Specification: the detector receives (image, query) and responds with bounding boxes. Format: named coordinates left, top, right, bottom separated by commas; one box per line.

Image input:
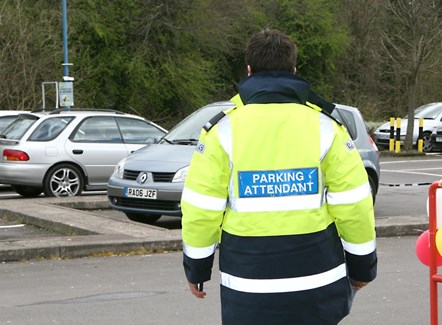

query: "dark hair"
left=245, top=28, right=297, bottom=73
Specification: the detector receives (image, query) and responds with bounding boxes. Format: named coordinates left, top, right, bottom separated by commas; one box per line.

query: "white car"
left=0, top=109, right=167, bottom=197
left=372, top=102, right=442, bottom=152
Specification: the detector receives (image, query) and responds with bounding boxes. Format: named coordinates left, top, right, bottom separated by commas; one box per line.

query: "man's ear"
left=247, top=65, right=252, bottom=76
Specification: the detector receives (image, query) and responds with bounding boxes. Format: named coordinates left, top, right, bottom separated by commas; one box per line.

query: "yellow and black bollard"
left=395, top=118, right=401, bottom=153
left=389, top=117, right=395, bottom=151
left=417, top=118, right=424, bottom=152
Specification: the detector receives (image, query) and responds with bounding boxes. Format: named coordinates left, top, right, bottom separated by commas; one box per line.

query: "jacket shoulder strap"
left=203, top=107, right=236, bottom=132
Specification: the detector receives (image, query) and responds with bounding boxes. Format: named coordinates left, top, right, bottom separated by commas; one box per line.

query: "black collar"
left=237, top=71, right=310, bottom=105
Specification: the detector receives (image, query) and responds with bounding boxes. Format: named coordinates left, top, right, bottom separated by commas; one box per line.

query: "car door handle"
left=72, top=149, right=83, bottom=155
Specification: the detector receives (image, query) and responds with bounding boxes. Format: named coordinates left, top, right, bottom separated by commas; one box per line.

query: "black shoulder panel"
left=203, top=111, right=226, bottom=132
left=305, top=101, right=342, bottom=126
left=308, top=91, right=336, bottom=114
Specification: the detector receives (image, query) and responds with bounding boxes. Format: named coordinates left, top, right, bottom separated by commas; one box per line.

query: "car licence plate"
left=125, top=187, right=157, bottom=199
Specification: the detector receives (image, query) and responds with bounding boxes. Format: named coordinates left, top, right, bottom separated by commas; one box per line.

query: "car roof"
left=0, top=110, right=28, bottom=115
left=415, top=102, right=442, bottom=110
left=334, top=103, right=358, bottom=111
left=40, top=108, right=141, bottom=116
left=414, top=102, right=442, bottom=118
left=19, top=108, right=154, bottom=122
left=201, top=101, right=234, bottom=108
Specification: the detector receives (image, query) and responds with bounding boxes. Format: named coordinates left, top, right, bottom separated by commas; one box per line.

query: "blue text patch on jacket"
left=238, top=168, right=318, bottom=198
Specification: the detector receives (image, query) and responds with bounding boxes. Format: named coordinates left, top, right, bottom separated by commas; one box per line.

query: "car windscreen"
left=414, top=103, right=442, bottom=119
left=0, top=114, right=39, bottom=140
left=161, top=104, right=232, bottom=145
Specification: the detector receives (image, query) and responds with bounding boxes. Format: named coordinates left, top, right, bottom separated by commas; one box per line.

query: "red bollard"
left=428, top=181, right=442, bottom=325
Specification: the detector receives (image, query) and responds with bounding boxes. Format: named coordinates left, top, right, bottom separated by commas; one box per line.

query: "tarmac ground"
left=0, top=236, right=438, bottom=325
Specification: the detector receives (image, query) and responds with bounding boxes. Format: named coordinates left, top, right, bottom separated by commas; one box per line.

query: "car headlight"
left=172, top=166, right=189, bottom=183
left=112, top=158, right=126, bottom=179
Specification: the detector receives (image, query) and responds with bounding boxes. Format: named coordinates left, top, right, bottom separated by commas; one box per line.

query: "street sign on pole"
left=59, top=82, right=74, bottom=107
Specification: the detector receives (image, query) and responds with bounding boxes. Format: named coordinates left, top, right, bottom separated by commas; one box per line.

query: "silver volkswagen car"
left=107, top=102, right=380, bottom=223
left=0, top=109, right=167, bottom=197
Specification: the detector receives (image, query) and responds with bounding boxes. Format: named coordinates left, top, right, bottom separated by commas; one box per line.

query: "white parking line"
left=381, top=159, right=442, bottom=164
left=0, top=224, right=25, bottom=229
left=397, top=167, right=442, bottom=171
left=381, top=169, right=442, bottom=177
left=0, top=194, right=19, bottom=199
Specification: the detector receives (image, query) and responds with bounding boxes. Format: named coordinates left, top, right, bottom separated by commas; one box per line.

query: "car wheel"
left=368, top=175, right=376, bottom=205
left=125, top=213, right=161, bottom=224
left=12, top=185, right=42, bottom=198
left=423, top=132, right=433, bottom=152
left=43, top=164, right=84, bottom=197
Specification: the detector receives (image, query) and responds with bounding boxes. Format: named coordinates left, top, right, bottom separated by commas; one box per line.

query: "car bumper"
left=0, top=162, right=47, bottom=186
left=430, top=135, right=442, bottom=151
left=107, top=178, right=184, bottom=217
left=374, top=135, right=417, bottom=147
left=372, top=133, right=391, bottom=146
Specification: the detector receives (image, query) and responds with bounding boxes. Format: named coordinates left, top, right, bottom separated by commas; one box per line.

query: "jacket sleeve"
left=321, top=123, right=377, bottom=282
left=181, top=125, right=231, bottom=284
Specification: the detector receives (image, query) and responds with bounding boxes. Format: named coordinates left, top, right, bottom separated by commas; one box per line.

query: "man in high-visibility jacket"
left=181, top=28, right=377, bottom=324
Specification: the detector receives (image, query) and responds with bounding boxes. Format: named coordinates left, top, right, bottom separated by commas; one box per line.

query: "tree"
left=0, top=0, right=61, bottom=110
left=333, top=0, right=386, bottom=120
left=379, top=0, right=442, bottom=150
left=262, top=0, right=349, bottom=97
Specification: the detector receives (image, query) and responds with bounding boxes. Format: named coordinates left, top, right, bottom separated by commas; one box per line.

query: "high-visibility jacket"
left=181, top=71, right=377, bottom=324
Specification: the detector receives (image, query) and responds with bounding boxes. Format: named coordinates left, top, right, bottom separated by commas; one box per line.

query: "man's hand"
left=350, top=278, right=369, bottom=291
left=188, top=282, right=206, bottom=298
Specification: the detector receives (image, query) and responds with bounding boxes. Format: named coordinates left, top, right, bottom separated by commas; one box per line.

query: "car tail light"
left=368, top=136, right=380, bottom=156
left=3, top=149, right=30, bottom=161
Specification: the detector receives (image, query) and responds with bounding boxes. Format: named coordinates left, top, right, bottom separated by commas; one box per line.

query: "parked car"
left=332, top=104, right=380, bottom=203
left=0, top=110, right=26, bottom=132
left=429, top=124, right=442, bottom=151
left=372, top=102, right=442, bottom=152
left=107, top=102, right=380, bottom=223
left=0, top=109, right=167, bottom=197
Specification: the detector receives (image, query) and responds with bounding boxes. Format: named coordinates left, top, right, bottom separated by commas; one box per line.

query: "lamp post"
left=61, top=0, right=71, bottom=79
left=60, top=0, right=74, bottom=109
